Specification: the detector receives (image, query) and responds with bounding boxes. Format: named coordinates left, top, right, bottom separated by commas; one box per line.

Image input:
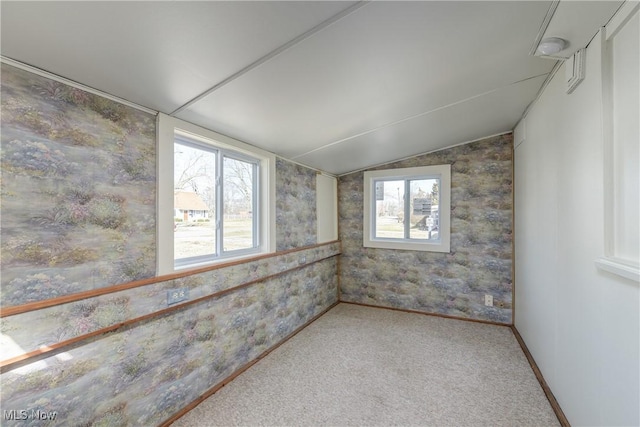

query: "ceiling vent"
left=565, top=48, right=586, bottom=94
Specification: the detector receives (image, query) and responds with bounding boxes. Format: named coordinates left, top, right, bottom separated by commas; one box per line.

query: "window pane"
left=374, top=179, right=405, bottom=239
left=174, top=142, right=216, bottom=260
left=223, top=156, right=255, bottom=251
left=409, top=178, right=439, bottom=240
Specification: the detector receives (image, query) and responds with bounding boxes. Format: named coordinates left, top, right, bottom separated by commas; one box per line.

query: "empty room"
left=1, top=1, right=638, bottom=426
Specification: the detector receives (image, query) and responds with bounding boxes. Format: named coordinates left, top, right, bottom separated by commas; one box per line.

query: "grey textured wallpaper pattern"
left=275, top=158, right=317, bottom=251
left=338, top=134, right=513, bottom=323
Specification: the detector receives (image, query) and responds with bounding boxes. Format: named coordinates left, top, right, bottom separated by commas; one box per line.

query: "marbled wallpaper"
left=0, top=64, right=339, bottom=426
left=276, top=158, right=317, bottom=251
left=338, top=134, right=513, bottom=323
left=1, top=64, right=156, bottom=307
left=1, top=253, right=339, bottom=426
left=1, top=243, right=341, bottom=360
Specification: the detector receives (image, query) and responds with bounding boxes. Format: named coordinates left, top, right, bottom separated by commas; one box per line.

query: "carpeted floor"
left=172, top=303, right=559, bottom=426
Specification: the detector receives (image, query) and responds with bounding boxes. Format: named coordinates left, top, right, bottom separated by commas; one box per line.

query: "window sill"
left=595, top=257, right=640, bottom=283
left=174, top=250, right=270, bottom=273
left=364, top=238, right=450, bottom=253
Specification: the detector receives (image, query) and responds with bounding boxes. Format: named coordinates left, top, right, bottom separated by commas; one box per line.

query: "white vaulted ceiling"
left=0, top=1, right=622, bottom=175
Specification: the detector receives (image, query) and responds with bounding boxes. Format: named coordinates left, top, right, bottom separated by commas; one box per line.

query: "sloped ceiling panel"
left=293, top=74, right=547, bottom=175
left=0, top=1, right=354, bottom=112
left=533, top=0, right=624, bottom=58
left=175, top=1, right=554, bottom=172
left=2, top=1, right=578, bottom=175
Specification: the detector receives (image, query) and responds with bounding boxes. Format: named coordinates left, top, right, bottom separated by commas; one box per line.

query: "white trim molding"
left=595, top=258, right=640, bottom=283
left=596, top=3, right=640, bottom=285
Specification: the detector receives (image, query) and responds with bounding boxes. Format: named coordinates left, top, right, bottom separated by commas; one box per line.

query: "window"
left=363, top=165, right=450, bottom=252
left=173, top=134, right=259, bottom=267
left=158, top=114, right=275, bottom=273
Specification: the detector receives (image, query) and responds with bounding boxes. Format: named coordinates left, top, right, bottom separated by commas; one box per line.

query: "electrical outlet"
left=484, top=294, right=493, bottom=307
left=167, top=288, right=189, bottom=305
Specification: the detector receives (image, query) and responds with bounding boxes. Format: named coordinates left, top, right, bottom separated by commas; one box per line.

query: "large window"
left=363, top=165, right=450, bottom=252
left=174, top=134, right=259, bottom=267
left=158, top=114, right=275, bottom=273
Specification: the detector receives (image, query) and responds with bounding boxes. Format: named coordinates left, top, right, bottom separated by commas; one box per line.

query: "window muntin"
left=173, top=133, right=260, bottom=268
left=364, top=165, right=450, bottom=253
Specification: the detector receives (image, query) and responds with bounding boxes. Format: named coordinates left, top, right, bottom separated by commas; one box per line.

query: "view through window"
left=373, top=178, right=440, bottom=241
left=364, top=164, right=450, bottom=252
left=174, top=135, right=258, bottom=266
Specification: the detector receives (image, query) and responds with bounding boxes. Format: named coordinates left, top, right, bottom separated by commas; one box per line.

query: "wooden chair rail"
left=0, top=240, right=340, bottom=318
left=1, top=252, right=340, bottom=373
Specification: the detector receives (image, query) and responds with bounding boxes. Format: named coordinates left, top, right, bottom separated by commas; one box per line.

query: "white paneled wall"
left=316, top=173, right=338, bottom=243
left=514, top=8, right=639, bottom=425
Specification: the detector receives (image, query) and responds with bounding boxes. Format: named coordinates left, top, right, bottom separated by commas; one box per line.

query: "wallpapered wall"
left=0, top=64, right=157, bottom=307
left=0, top=63, right=337, bottom=425
left=1, top=250, right=339, bottom=426
left=338, top=134, right=513, bottom=323
left=276, top=158, right=317, bottom=251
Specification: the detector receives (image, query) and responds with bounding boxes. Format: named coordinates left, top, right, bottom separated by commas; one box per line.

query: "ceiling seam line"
left=529, top=0, right=561, bottom=56
left=169, top=1, right=370, bottom=116
left=516, top=61, right=563, bottom=129
left=337, top=131, right=513, bottom=178
left=291, top=72, right=550, bottom=160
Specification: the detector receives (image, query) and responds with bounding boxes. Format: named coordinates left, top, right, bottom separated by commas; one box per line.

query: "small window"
left=363, top=165, right=450, bottom=252
left=158, top=114, right=275, bottom=274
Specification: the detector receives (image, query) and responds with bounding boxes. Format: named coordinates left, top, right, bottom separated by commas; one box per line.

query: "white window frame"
left=157, top=113, right=275, bottom=274
left=363, top=165, right=451, bottom=253
left=173, top=134, right=261, bottom=268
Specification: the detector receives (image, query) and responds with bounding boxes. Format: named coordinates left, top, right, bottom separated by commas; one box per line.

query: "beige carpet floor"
left=172, top=303, right=559, bottom=426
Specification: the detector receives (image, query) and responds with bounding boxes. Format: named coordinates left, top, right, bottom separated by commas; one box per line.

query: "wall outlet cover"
left=167, top=288, right=189, bottom=305
left=484, top=294, right=493, bottom=306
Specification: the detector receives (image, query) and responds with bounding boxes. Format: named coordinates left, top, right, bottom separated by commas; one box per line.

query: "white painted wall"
left=316, top=173, right=338, bottom=243
left=514, top=12, right=639, bottom=427
left=610, top=7, right=640, bottom=266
